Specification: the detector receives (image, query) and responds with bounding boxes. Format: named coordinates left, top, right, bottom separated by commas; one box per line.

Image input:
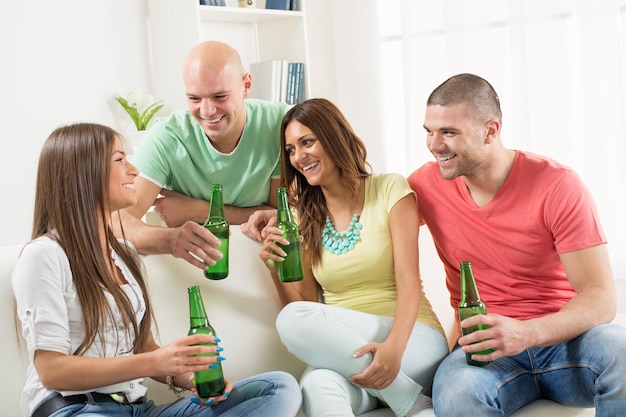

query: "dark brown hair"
left=428, top=73, right=502, bottom=123
left=280, top=98, right=371, bottom=266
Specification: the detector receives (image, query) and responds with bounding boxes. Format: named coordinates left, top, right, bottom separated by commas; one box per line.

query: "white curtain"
left=372, top=0, right=626, bottom=277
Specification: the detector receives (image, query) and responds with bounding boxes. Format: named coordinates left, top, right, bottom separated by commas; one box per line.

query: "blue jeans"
left=47, top=371, right=301, bottom=417
left=432, top=324, right=626, bottom=417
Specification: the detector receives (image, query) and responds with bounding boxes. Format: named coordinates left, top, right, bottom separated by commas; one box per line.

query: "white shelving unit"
left=147, top=0, right=310, bottom=111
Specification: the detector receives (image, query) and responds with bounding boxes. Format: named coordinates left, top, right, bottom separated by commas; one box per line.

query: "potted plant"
left=115, top=92, right=164, bottom=131
left=115, top=92, right=164, bottom=155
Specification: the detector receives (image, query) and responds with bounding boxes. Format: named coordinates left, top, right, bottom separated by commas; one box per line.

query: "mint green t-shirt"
left=132, top=99, right=289, bottom=207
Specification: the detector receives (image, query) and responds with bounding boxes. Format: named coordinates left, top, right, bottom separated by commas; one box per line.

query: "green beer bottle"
left=187, top=286, right=225, bottom=398
left=275, top=187, right=304, bottom=282
left=203, top=184, right=229, bottom=280
left=458, top=261, right=493, bottom=366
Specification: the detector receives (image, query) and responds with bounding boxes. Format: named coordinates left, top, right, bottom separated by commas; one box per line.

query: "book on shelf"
left=265, top=0, right=293, bottom=10
left=293, top=62, right=304, bottom=104
left=279, top=60, right=289, bottom=102
left=249, top=60, right=304, bottom=104
left=199, top=0, right=225, bottom=5
left=285, top=62, right=304, bottom=105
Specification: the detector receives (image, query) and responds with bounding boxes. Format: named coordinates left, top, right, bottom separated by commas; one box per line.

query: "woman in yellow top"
left=255, top=98, right=449, bottom=417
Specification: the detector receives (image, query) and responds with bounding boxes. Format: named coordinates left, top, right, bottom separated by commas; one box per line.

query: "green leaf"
left=138, top=102, right=164, bottom=130
left=116, top=96, right=163, bottom=131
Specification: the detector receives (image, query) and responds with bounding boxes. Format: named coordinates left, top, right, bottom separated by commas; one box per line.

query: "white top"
left=12, top=236, right=148, bottom=416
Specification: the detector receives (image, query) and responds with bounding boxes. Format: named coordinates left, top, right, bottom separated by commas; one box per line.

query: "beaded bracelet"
left=166, top=375, right=187, bottom=397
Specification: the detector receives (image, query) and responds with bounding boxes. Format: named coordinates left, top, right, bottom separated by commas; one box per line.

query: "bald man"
left=114, top=41, right=289, bottom=269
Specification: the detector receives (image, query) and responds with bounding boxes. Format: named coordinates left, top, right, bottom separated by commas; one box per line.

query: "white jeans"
left=276, top=302, right=449, bottom=417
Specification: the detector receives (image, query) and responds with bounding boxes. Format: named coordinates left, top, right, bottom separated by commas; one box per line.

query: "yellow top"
left=313, top=174, right=444, bottom=335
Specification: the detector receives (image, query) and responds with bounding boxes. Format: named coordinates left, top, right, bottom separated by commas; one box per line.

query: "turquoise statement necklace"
left=322, top=213, right=363, bottom=255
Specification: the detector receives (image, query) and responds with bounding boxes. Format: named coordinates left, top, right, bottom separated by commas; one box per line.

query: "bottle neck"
left=460, top=262, right=481, bottom=304
left=188, top=287, right=210, bottom=328
left=210, top=185, right=225, bottom=217
left=277, top=188, right=293, bottom=223
left=190, top=316, right=210, bottom=328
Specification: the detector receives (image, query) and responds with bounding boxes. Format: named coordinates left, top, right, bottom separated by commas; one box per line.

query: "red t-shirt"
left=408, top=151, right=606, bottom=331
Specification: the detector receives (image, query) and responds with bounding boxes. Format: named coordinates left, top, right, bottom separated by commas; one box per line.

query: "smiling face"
left=183, top=42, right=251, bottom=151
left=108, top=136, right=139, bottom=214
left=424, top=103, right=491, bottom=181
left=185, top=64, right=250, bottom=147
left=284, top=119, right=339, bottom=187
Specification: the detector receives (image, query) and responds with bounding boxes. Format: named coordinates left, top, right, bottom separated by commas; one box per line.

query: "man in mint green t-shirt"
left=114, top=40, right=289, bottom=270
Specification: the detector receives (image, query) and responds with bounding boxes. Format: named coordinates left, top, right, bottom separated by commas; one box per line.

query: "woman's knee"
left=276, top=301, right=314, bottom=334
left=300, top=368, right=363, bottom=416
left=301, top=369, right=356, bottom=405
left=301, top=368, right=350, bottom=391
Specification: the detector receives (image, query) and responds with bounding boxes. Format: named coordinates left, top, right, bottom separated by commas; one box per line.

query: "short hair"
left=428, top=73, right=502, bottom=123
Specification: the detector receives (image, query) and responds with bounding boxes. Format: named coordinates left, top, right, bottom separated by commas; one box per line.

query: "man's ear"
left=243, top=72, right=253, bottom=97
left=484, top=119, right=500, bottom=144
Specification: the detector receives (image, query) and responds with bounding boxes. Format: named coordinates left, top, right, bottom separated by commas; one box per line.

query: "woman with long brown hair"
left=12, top=123, right=300, bottom=417
left=254, top=99, right=449, bottom=417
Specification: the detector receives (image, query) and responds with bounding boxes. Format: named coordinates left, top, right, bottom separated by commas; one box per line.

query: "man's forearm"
left=526, top=286, right=616, bottom=348
left=112, top=210, right=174, bottom=255
left=225, top=204, right=276, bottom=225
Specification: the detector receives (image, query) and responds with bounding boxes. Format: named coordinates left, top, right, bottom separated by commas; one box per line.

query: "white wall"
left=1, top=0, right=338, bottom=247
left=1, top=2, right=624, bottom=314
left=0, top=0, right=151, bottom=246
left=328, top=1, right=386, bottom=173
left=323, top=0, right=626, bottom=312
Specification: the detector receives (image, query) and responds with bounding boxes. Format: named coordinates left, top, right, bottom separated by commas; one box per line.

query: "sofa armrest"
left=1, top=245, right=28, bottom=416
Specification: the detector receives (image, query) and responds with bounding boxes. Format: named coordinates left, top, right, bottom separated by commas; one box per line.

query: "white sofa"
left=3, top=226, right=624, bottom=416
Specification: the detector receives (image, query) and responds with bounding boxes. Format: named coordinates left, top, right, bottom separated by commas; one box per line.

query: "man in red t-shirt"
left=408, top=73, right=625, bottom=417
